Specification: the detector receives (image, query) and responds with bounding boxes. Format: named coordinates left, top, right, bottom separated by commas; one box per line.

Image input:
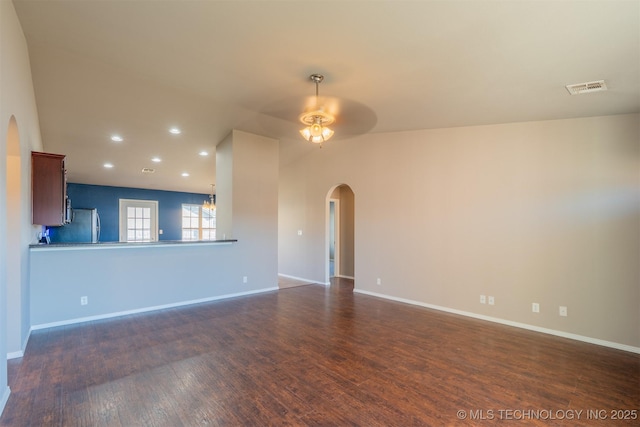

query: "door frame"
left=329, top=198, right=340, bottom=279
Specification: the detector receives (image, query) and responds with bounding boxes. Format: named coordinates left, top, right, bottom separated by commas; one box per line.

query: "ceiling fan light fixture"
left=299, top=74, right=335, bottom=146
left=300, top=125, right=334, bottom=144
left=299, top=112, right=335, bottom=144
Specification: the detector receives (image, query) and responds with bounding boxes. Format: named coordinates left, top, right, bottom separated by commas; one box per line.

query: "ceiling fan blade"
left=327, top=98, right=377, bottom=138
left=259, top=95, right=377, bottom=140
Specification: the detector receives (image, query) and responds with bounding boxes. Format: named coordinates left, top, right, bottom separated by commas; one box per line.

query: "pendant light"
left=203, top=184, right=215, bottom=210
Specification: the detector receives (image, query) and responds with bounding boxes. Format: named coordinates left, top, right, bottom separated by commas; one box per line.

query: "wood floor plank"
left=2, top=278, right=639, bottom=426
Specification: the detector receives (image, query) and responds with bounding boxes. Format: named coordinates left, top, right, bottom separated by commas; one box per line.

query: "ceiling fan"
left=299, top=74, right=335, bottom=146
left=256, top=73, right=377, bottom=146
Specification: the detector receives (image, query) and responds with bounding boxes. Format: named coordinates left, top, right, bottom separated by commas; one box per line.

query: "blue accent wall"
left=66, top=183, right=209, bottom=242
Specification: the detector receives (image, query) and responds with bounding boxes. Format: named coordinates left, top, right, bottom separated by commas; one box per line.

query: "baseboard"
left=335, top=274, right=355, bottom=280
left=6, top=351, right=23, bottom=360
left=6, top=328, right=32, bottom=360
left=0, top=386, right=10, bottom=418
left=278, top=273, right=319, bottom=284
left=31, top=286, right=279, bottom=331
left=354, top=288, right=640, bottom=355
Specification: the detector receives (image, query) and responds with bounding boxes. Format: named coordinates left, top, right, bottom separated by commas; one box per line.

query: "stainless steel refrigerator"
left=49, top=208, right=100, bottom=243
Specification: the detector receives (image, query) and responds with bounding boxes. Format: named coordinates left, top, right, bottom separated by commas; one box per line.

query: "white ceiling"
left=13, top=0, right=640, bottom=194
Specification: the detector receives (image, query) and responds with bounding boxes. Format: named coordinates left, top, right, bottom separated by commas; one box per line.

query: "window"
left=182, top=204, right=216, bottom=241
left=119, top=199, right=158, bottom=242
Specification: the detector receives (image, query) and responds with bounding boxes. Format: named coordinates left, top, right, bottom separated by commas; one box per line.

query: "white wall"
left=217, top=130, right=279, bottom=287
left=279, top=114, right=640, bottom=350
left=215, top=132, right=233, bottom=240
left=5, top=148, right=21, bottom=356
left=29, top=243, right=270, bottom=326
left=0, top=0, right=45, bottom=413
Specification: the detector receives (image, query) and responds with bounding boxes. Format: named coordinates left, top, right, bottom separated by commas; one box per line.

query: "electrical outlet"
left=532, top=302, right=540, bottom=313
left=559, top=306, right=568, bottom=317
left=243, top=276, right=248, bottom=284
left=297, top=230, right=303, bottom=236
left=376, top=278, right=381, bottom=285
left=488, top=296, right=495, bottom=305
left=480, top=295, right=486, bottom=304
left=80, top=296, right=88, bottom=306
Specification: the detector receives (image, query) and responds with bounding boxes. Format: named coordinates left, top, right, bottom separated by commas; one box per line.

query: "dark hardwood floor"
left=2, top=278, right=638, bottom=426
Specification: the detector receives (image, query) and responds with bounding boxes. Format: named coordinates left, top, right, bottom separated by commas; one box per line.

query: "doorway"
left=327, top=185, right=354, bottom=283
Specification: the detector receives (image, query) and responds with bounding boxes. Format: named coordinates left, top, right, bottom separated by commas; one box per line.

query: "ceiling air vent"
left=141, top=168, right=155, bottom=174
left=565, top=80, right=607, bottom=95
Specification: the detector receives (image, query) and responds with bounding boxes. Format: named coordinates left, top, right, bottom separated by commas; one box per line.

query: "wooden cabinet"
left=32, top=151, right=67, bottom=226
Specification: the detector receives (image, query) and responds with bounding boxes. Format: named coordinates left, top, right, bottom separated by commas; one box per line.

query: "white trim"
left=278, top=273, right=319, bottom=284
left=0, top=387, right=10, bottom=417
left=31, top=286, right=278, bottom=331
left=7, top=327, right=31, bottom=359
left=354, top=288, right=640, bottom=355
left=6, top=351, right=23, bottom=360
left=329, top=198, right=340, bottom=278
left=336, top=274, right=355, bottom=280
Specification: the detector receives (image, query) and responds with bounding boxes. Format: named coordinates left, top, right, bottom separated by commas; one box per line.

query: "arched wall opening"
left=326, top=184, right=355, bottom=284
left=5, top=116, right=23, bottom=356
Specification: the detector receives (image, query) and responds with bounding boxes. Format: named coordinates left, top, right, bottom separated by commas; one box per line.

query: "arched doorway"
left=5, top=116, right=23, bottom=356
left=326, top=184, right=355, bottom=284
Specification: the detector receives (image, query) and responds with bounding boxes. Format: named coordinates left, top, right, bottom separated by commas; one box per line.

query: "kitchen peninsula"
left=28, top=238, right=280, bottom=330
left=28, top=130, right=279, bottom=342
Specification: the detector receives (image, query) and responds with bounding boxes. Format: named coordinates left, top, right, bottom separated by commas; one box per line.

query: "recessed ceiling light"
left=169, top=127, right=181, bottom=135
left=181, top=172, right=190, bottom=177
left=111, top=135, right=123, bottom=142
left=104, top=163, right=114, bottom=169
left=199, top=151, right=209, bottom=156
left=151, top=157, right=162, bottom=163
